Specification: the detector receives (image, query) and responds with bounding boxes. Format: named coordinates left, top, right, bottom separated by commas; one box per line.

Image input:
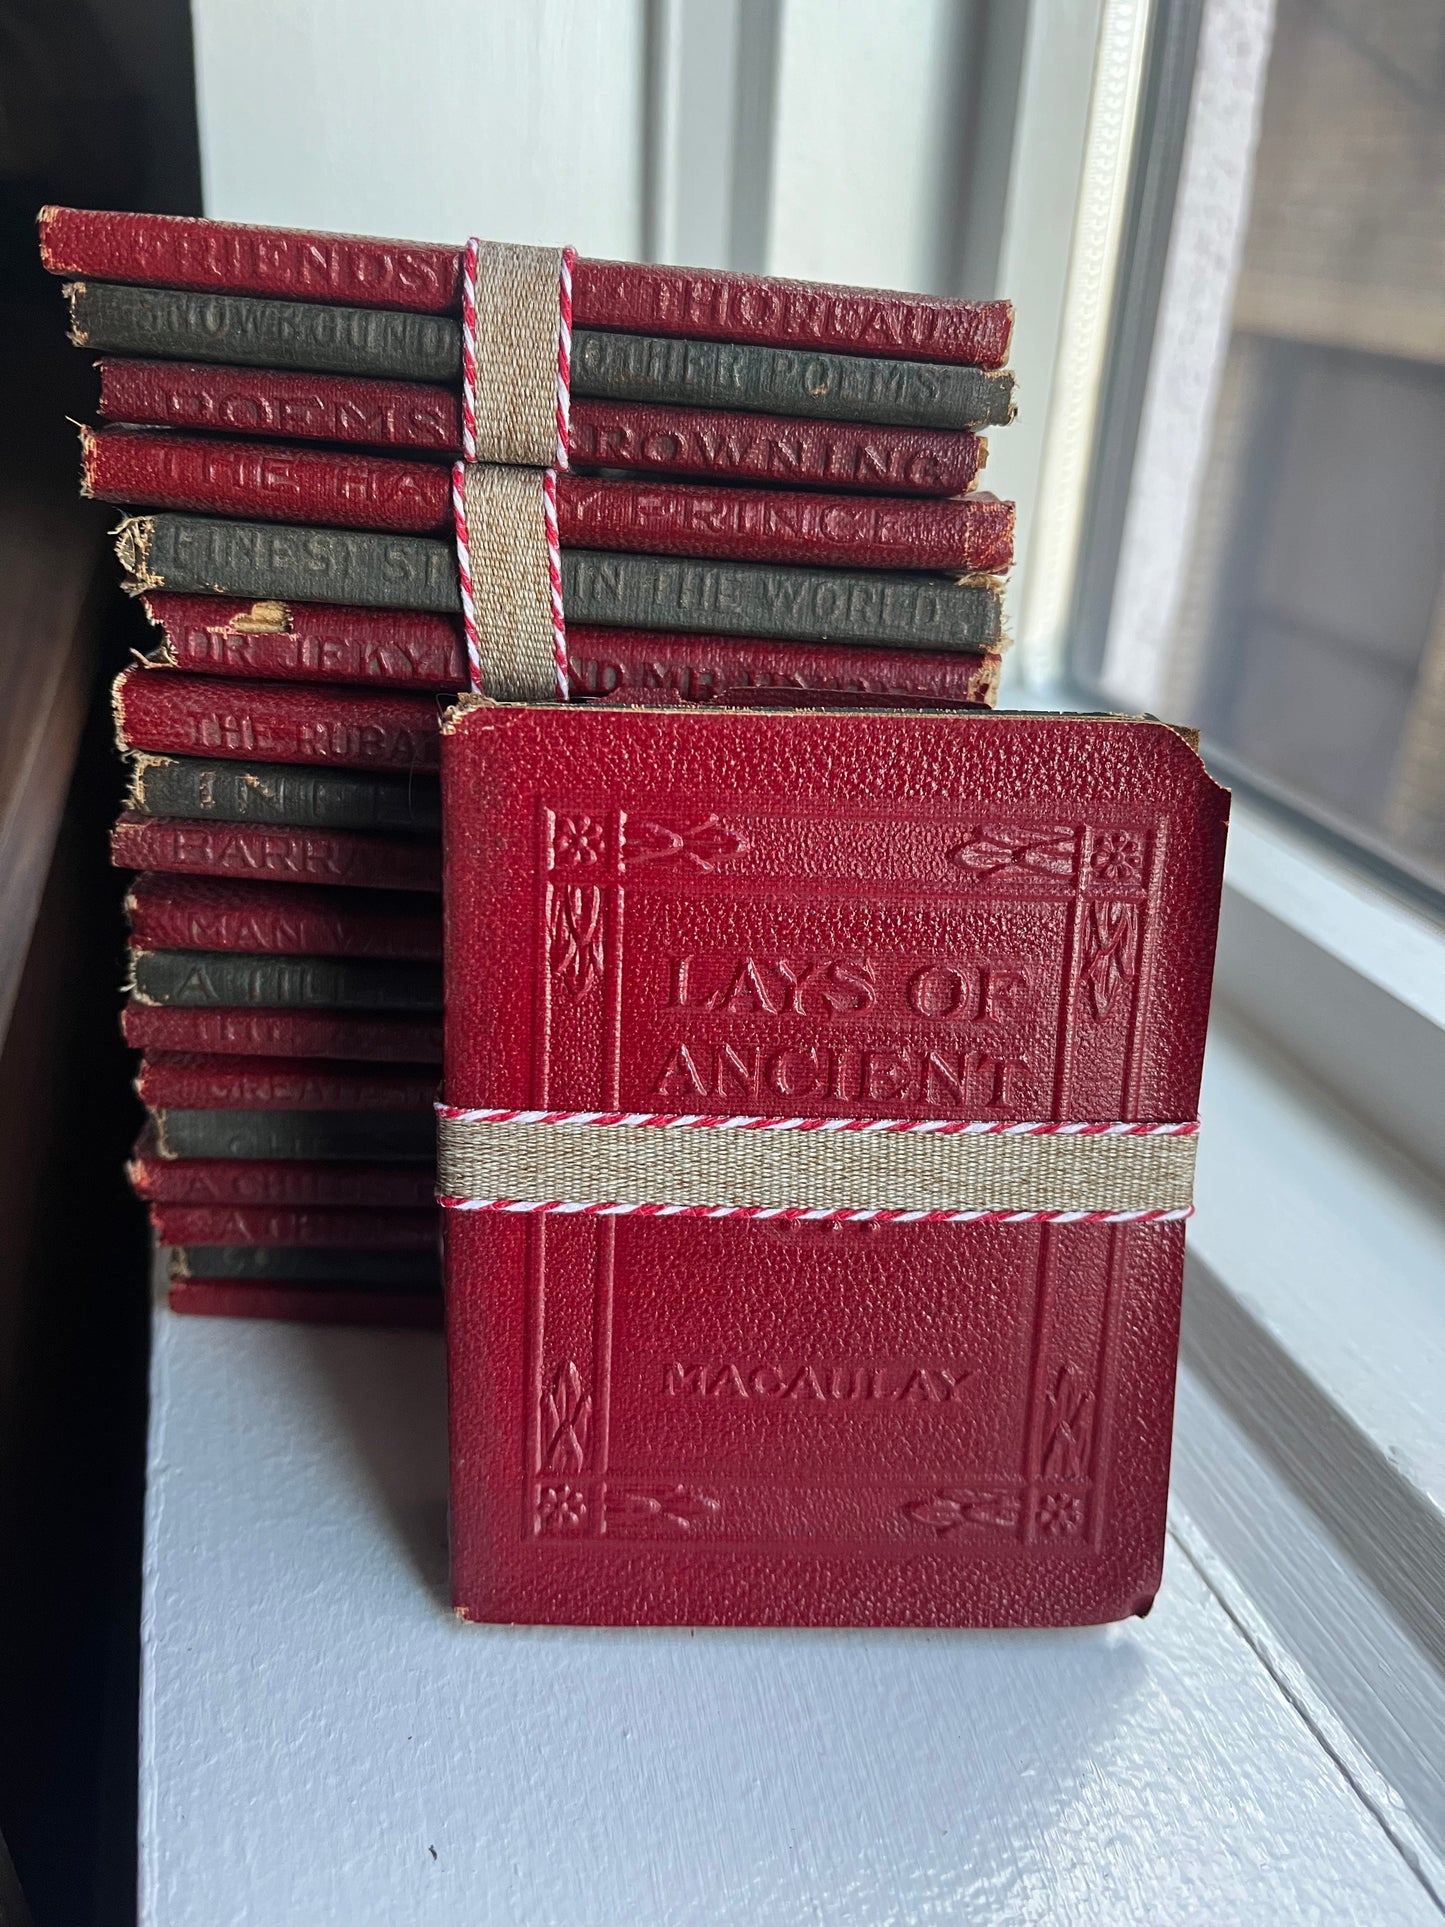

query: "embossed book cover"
left=441, top=704, right=1228, bottom=1627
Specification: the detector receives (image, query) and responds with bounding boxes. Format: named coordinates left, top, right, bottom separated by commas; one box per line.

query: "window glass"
left=1167, top=0, right=1445, bottom=891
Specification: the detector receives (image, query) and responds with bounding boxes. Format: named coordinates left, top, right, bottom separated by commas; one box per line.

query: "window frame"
left=1005, top=0, right=1445, bottom=1876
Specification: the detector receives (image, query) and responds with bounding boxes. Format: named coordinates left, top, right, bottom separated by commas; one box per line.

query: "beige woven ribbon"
left=471, top=241, right=566, bottom=466
left=460, top=462, right=556, bottom=700
left=436, top=1114, right=1198, bottom=1218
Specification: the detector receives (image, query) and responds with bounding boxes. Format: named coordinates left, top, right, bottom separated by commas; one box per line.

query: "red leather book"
left=113, top=666, right=441, bottom=773
left=439, top=703, right=1227, bottom=1628
left=125, top=875, right=441, bottom=960
left=101, top=358, right=461, bottom=451
left=97, top=361, right=986, bottom=495
left=128, top=1144, right=437, bottom=1207
left=84, top=428, right=1013, bottom=572
left=168, top=1278, right=442, bottom=1328
left=562, top=479, right=1010, bottom=574
left=568, top=401, right=985, bottom=497
left=111, top=813, right=441, bottom=892
left=142, top=592, right=466, bottom=690
left=121, top=1002, right=442, bottom=1063
left=148, top=1202, right=436, bottom=1248
left=135, top=1052, right=436, bottom=1112
left=86, top=426, right=448, bottom=536
left=41, top=207, right=1013, bottom=365
left=138, top=594, right=998, bottom=707
left=566, top=628, right=1000, bottom=706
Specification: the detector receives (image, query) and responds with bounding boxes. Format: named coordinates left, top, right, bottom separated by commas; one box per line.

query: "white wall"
left=985, top=0, right=1107, bottom=650
left=766, top=0, right=965, bottom=291
left=190, top=0, right=647, bottom=258
left=189, top=0, right=1012, bottom=290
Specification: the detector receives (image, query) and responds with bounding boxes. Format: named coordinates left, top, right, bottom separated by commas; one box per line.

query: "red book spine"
left=142, top=593, right=465, bottom=689
left=87, top=429, right=1012, bottom=571
left=559, top=477, right=1012, bottom=574
left=148, top=1202, right=436, bottom=1248
left=570, top=400, right=983, bottom=496
left=41, top=208, right=1013, bottom=365
left=113, top=667, right=441, bottom=772
left=135, top=1052, right=436, bottom=1111
left=565, top=626, right=1000, bottom=706
left=40, top=207, right=460, bottom=312
left=122, top=1002, right=442, bottom=1062
left=168, top=1279, right=442, bottom=1328
left=125, top=875, right=441, bottom=959
left=100, top=359, right=462, bottom=449
left=128, top=1151, right=437, bottom=1207
left=138, top=596, right=1000, bottom=705
left=111, top=814, right=441, bottom=892
left=577, top=262, right=1013, bottom=369
left=84, top=426, right=449, bottom=535
left=99, top=363, right=984, bottom=496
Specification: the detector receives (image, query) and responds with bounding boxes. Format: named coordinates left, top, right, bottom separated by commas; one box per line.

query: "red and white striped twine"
left=541, top=467, right=569, bottom=698
left=555, top=245, right=575, bottom=469
left=450, top=459, right=481, bottom=690
left=434, top=1107, right=1197, bottom=1225
left=547, top=245, right=574, bottom=696
left=458, top=235, right=480, bottom=464
left=435, top=1105, right=1198, bottom=1139
left=437, top=1197, right=1191, bottom=1226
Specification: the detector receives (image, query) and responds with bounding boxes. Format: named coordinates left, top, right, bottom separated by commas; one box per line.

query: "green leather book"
left=571, top=330, right=1014, bottom=430
left=171, top=1246, right=438, bottom=1287
left=129, top=948, right=442, bottom=1011
left=68, top=280, right=461, bottom=382
left=117, top=515, right=459, bottom=614
left=152, top=1109, right=436, bottom=1161
left=118, top=516, right=1004, bottom=652
left=129, top=755, right=440, bottom=834
left=69, top=282, right=1015, bottom=430
left=563, top=552, right=1003, bottom=653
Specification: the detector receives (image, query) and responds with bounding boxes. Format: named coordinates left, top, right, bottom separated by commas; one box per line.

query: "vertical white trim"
left=641, top=0, right=685, bottom=263
left=1012, top=0, right=1153, bottom=686
left=986, top=0, right=1106, bottom=658
left=1100, top=0, right=1276, bottom=708
left=641, top=0, right=745, bottom=268
left=640, top=0, right=780, bottom=272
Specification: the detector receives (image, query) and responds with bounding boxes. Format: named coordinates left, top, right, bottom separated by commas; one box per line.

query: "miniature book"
left=438, top=702, right=1227, bottom=1627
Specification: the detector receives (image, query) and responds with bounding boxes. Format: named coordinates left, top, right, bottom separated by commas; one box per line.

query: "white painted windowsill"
left=141, top=1297, right=1439, bottom=1926
left=1223, top=802, right=1445, bottom=1031
left=1192, top=1016, right=1445, bottom=1521
left=141, top=1004, right=1445, bottom=1923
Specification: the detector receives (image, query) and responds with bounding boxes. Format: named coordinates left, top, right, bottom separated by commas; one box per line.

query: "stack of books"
left=38, top=206, right=1019, bottom=1330
left=38, top=210, right=1234, bottom=1630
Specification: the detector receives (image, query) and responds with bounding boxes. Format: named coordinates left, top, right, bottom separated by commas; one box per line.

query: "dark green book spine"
left=130, top=756, right=441, bottom=834
left=118, top=515, right=1003, bottom=649
left=572, top=330, right=1015, bottom=431
left=153, top=1110, right=436, bottom=1161
left=561, top=551, right=1002, bottom=653
left=68, top=281, right=461, bottom=383
left=67, top=283, right=1013, bottom=431
left=118, top=515, right=460, bottom=614
left=172, top=1247, right=438, bottom=1287
left=130, top=949, right=442, bottom=1011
